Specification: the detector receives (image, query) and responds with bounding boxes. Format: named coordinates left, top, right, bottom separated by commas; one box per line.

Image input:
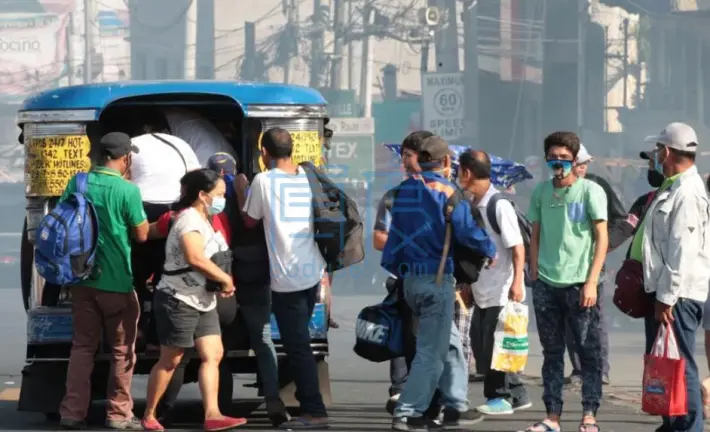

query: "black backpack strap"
left=486, top=193, right=504, bottom=235
left=152, top=133, right=188, bottom=171
left=300, top=161, right=325, bottom=200
left=162, top=266, right=192, bottom=276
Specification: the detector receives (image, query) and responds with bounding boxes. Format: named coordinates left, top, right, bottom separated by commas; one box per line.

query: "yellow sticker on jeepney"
left=257, top=130, right=323, bottom=172
left=26, top=135, right=91, bottom=196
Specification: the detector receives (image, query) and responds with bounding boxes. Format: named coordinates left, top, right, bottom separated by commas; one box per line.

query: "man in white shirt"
left=236, top=127, right=329, bottom=429
left=164, top=108, right=238, bottom=166
left=130, top=132, right=201, bottom=205
left=458, top=149, right=531, bottom=416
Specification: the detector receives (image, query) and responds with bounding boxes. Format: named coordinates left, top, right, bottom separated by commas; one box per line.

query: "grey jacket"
left=642, top=165, right=710, bottom=305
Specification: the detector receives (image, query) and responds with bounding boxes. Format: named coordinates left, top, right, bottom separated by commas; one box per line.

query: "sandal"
left=579, top=423, right=600, bottom=432
left=520, top=422, right=561, bottom=432
left=279, top=417, right=330, bottom=430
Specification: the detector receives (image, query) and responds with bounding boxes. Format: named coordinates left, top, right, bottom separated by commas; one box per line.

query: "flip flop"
left=278, top=417, right=330, bottom=430
left=579, top=423, right=600, bottom=432
left=520, top=422, right=561, bottom=432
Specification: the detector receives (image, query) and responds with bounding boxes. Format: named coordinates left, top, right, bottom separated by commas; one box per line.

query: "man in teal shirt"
left=523, top=132, right=608, bottom=432
left=58, top=132, right=149, bottom=430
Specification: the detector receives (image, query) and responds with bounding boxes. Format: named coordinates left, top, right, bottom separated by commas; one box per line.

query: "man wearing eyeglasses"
left=637, top=122, right=710, bottom=432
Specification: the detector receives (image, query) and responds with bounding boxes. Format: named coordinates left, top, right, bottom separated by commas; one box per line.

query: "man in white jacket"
left=636, top=122, right=710, bottom=432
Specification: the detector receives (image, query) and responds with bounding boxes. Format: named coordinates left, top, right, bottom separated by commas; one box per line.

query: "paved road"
left=0, top=290, right=696, bottom=431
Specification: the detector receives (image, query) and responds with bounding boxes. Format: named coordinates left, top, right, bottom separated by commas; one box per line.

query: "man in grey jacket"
left=637, top=122, right=710, bottom=432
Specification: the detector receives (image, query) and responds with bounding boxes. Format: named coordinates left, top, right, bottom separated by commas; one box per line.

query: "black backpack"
left=301, top=161, right=365, bottom=272
left=485, top=193, right=533, bottom=283
left=445, top=188, right=491, bottom=284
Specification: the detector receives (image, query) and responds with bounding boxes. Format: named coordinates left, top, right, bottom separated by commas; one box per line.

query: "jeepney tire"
left=20, top=218, right=32, bottom=312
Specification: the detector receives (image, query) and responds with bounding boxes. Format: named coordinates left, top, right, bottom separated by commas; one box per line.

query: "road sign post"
left=421, top=72, right=465, bottom=141
left=326, top=117, right=375, bottom=184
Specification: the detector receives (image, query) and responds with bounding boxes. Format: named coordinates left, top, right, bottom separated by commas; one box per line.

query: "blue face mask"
left=653, top=148, right=665, bottom=174
left=546, top=159, right=573, bottom=178
left=207, top=196, right=226, bottom=215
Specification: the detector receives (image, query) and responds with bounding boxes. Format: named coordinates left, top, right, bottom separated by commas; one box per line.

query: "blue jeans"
left=532, top=280, right=602, bottom=416
left=271, top=285, right=327, bottom=417
left=565, top=283, right=610, bottom=377
left=394, top=274, right=468, bottom=418
left=644, top=298, right=704, bottom=432
left=241, top=295, right=280, bottom=401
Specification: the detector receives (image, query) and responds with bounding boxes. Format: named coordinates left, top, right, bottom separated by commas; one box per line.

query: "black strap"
left=151, top=133, right=188, bottom=171
left=486, top=193, right=504, bottom=235
left=162, top=266, right=192, bottom=276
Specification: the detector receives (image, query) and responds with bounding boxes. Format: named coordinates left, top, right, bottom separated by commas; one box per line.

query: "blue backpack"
left=35, top=172, right=99, bottom=286
left=353, top=294, right=404, bottom=362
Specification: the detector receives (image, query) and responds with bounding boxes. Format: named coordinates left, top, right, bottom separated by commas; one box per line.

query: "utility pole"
left=347, top=0, right=356, bottom=90
left=195, top=0, right=216, bottom=79
left=576, top=0, right=586, bottom=138
left=83, top=0, right=95, bottom=84
left=309, top=0, right=326, bottom=88
left=243, top=22, right=256, bottom=80
left=67, top=12, right=75, bottom=86
left=432, top=0, right=460, bottom=73
left=462, top=0, right=479, bottom=145
left=622, top=17, right=629, bottom=108
left=284, top=0, right=298, bottom=84
left=359, top=5, right=375, bottom=117
left=330, top=0, right=345, bottom=89
left=421, top=38, right=430, bottom=73
left=185, top=0, right=198, bottom=79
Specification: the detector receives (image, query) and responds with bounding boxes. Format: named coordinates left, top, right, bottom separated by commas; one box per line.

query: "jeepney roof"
left=19, top=80, right=327, bottom=116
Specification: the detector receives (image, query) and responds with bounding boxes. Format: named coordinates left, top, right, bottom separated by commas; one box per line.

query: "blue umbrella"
left=383, top=144, right=534, bottom=189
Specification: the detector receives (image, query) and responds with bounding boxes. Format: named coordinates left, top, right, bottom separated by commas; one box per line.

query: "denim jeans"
left=473, top=306, right=530, bottom=404
left=644, top=298, right=704, bottom=432
left=271, top=285, right=327, bottom=417
left=565, top=284, right=610, bottom=377
left=532, top=279, right=602, bottom=416
left=240, top=288, right=280, bottom=401
left=394, top=274, right=468, bottom=418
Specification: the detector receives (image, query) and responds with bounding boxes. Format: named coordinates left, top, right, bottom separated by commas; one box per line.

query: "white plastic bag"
left=491, top=302, right=529, bottom=373
left=650, top=323, right=681, bottom=359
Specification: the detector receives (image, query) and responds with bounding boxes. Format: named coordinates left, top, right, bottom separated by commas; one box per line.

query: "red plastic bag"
left=642, top=323, right=687, bottom=416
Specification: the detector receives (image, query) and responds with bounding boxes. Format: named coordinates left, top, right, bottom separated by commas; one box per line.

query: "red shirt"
left=156, top=210, right=231, bottom=246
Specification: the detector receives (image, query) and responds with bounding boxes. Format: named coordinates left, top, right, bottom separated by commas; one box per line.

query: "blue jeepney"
left=17, top=81, right=332, bottom=417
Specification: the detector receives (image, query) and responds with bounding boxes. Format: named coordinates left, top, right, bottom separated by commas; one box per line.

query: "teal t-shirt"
left=527, top=178, right=608, bottom=287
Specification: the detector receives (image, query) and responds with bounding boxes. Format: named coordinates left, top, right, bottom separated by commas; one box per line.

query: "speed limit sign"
left=421, top=72, right=465, bottom=140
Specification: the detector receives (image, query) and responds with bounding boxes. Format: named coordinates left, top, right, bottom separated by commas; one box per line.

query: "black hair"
left=136, top=109, right=170, bottom=136
left=459, top=149, right=491, bottom=179
left=668, top=147, right=696, bottom=162
left=261, top=127, right=293, bottom=159
left=175, top=168, right=222, bottom=211
left=544, top=131, right=580, bottom=159
left=401, top=130, right=434, bottom=153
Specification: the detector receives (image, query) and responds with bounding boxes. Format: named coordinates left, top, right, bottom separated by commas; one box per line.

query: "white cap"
left=642, top=122, right=698, bottom=159
left=576, top=144, right=594, bottom=164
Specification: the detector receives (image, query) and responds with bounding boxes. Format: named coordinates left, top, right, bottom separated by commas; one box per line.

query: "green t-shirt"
left=527, top=178, right=608, bottom=287
left=628, top=172, right=681, bottom=262
left=60, top=167, right=147, bottom=293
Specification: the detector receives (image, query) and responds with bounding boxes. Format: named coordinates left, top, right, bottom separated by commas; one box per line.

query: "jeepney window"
left=249, top=118, right=325, bottom=175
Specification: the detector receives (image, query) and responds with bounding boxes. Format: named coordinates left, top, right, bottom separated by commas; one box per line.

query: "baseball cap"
left=418, top=135, right=449, bottom=165
left=100, top=132, right=139, bottom=158
left=640, top=122, right=698, bottom=160
left=206, top=152, right=237, bottom=175
left=576, top=144, right=593, bottom=164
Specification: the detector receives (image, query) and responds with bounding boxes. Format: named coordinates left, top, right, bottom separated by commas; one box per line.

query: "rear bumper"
left=25, top=303, right=329, bottom=361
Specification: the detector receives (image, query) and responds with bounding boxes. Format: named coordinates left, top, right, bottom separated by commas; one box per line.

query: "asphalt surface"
left=0, top=288, right=699, bottom=431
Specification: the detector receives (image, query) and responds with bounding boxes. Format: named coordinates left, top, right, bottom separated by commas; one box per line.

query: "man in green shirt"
left=59, top=132, right=149, bottom=431
left=523, top=132, right=609, bottom=432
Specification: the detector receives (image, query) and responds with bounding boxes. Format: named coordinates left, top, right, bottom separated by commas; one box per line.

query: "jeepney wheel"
left=20, top=218, right=32, bottom=312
